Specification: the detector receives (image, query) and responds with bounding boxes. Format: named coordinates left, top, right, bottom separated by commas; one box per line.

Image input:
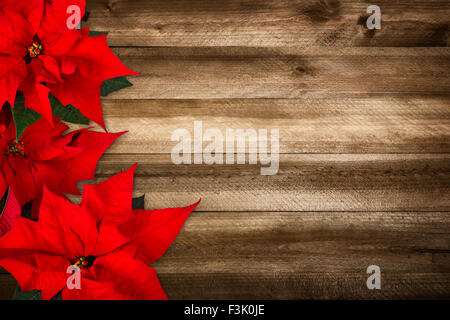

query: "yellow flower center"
left=28, top=43, right=43, bottom=58
left=5, top=140, right=25, bottom=156
left=74, top=256, right=89, bottom=269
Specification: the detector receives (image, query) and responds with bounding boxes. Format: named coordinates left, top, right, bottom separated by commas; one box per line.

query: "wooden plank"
left=77, top=153, right=450, bottom=212
left=92, top=97, right=450, bottom=154
left=86, top=0, right=450, bottom=47
left=154, top=211, right=450, bottom=299
left=1, top=212, right=449, bottom=299
left=104, top=47, right=450, bottom=99
left=158, top=272, right=450, bottom=299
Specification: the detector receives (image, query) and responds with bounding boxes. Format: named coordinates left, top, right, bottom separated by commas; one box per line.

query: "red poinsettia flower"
left=0, top=0, right=138, bottom=129
left=0, top=165, right=200, bottom=300
left=0, top=106, right=123, bottom=219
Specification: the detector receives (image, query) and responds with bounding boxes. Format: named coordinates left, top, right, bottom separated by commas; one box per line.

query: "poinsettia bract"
left=0, top=106, right=124, bottom=219
left=0, top=0, right=138, bottom=129
left=0, top=165, right=200, bottom=300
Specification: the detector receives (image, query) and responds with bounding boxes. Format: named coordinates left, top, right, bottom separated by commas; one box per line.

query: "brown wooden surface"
left=1, top=0, right=449, bottom=299
left=99, top=98, right=450, bottom=154
left=87, top=0, right=450, bottom=47
left=87, top=154, right=450, bottom=212
left=106, top=47, right=450, bottom=99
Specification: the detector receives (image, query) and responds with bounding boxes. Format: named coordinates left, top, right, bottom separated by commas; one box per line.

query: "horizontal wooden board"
left=92, top=97, right=450, bottom=154
left=106, top=47, right=450, bottom=99
left=69, top=153, right=450, bottom=212
left=86, top=0, right=450, bottom=47
left=1, top=212, right=449, bottom=299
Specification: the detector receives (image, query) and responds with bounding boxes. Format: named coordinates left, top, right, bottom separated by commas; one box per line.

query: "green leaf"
left=10, top=93, right=41, bottom=140
left=89, top=30, right=109, bottom=37
left=49, top=94, right=90, bottom=125
left=52, top=292, right=63, bottom=300
left=101, top=77, right=133, bottom=96
left=13, top=286, right=41, bottom=300
left=13, top=285, right=62, bottom=300
left=132, top=195, right=145, bottom=210
left=10, top=93, right=90, bottom=138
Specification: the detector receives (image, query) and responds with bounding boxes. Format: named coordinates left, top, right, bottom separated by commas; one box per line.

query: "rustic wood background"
left=1, top=0, right=450, bottom=299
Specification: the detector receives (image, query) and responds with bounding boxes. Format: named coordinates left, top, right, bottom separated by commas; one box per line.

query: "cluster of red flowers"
left=0, top=0, right=138, bottom=129
left=0, top=0, right=199, bottom=300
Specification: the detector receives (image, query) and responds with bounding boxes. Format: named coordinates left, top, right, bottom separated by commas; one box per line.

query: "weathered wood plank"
left=155, top=211, right=450, bottom=299
left=105, top=47, right=450, bottom=99
left=158, top=272, right=450, bottom=299
left=86, top=0, right=450, bottom=47
left=77, top=154, right=450, bottom=212
left=2, top=212, right=449, bottom=299
left=1, top=270, right=448, bottom=299
left=92, top=97, right=450, bottom=154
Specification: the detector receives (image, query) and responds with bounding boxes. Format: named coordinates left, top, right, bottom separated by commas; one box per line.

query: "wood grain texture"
left=2, top=212, right=449, bottom=299
left=154, top=211, right=450, bottom=299
left=71, top=154, right=450, bottom=212
left=105, top=47, right=450, bottom=99
left=86, top=0, right=450, bottom=47
left=96, top=97, right=450, bottom=154
left=2, top=0, right=450, bottom=301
